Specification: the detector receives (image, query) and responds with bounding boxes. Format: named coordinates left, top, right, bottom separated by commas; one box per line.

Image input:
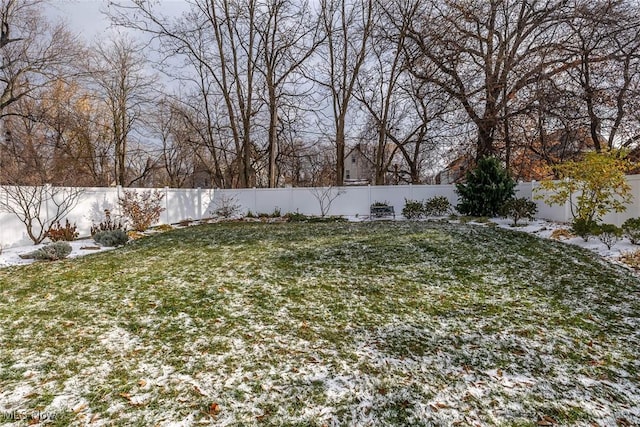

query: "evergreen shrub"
left=456, top=156, right=515, bottom=217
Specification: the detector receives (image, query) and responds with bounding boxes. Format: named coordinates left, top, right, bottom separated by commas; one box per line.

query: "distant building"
left=344, top=144, right=375, bottom=185
left=435, top=127, right=604, bottom=183
left=435, top=155, right=473, bottom=185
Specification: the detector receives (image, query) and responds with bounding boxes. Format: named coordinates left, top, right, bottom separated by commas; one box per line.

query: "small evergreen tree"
left=456, top=156, right=516, bottom=217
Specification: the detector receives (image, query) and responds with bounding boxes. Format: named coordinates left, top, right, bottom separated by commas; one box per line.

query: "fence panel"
left=4, top=176, right=640, bottom=248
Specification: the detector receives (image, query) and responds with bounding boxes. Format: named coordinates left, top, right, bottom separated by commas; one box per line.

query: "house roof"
left=344, top=143, right=375, bottom=165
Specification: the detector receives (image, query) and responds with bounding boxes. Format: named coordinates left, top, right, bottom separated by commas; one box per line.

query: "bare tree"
left=255, top=0, right=323, bottom=187
left=353, top=0, right=449, bottom=184
left=561, top=0, right=640, bottom=151
left=0, top=184, right=83, bottom=244
left=402, top=0, right=574, bottom=161
left=0, top=95, right=51, bottom=184
left=148, top=97, right=199, bottom=188
left=0, top=78, right=116, bottom=186
left=87, top=33, right=154, bottom=186
left=310, top=185, right=344, bottom=217
left=0, top=0, right=79, bottom=116
left=109, top=0, right=265, bottom=188
left=315, top=0, right=376, bottom=186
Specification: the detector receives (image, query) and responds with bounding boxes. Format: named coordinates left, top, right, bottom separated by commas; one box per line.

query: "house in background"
left=344, top=144, right=375, bottom=185
left=435, top=155, right=473, bottom=184
left=510, top=127, right=602, bottom=181
left=435, top=127, right=605, bottom=183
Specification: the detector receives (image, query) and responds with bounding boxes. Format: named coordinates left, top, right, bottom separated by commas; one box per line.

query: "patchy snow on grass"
left=0, top=239, right=115, bottom=268
left=0, top=221, right=639, bottom=426
left=490, top=217, right=640, bottom=274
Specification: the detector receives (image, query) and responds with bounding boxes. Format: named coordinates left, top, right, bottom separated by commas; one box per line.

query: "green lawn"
left=0, top=221, right=639, bottom=426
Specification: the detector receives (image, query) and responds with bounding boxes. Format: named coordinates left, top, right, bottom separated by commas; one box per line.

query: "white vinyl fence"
left=2, top=176, right=640, bottom=248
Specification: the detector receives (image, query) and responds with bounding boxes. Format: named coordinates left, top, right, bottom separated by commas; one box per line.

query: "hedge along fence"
left=2, top=177, right=640, bottom=248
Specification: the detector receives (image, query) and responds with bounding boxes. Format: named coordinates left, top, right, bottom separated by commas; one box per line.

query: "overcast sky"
left=44, top=1, right=190, bottom=41
left=44, top=1, right=111, bottom=40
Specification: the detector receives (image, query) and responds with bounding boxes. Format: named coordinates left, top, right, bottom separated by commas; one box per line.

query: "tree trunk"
left=335, top=115, right=345, bottom=186
left=267, top=79, right=278, bottom=188
left=476, top=120, right=496, bottom=160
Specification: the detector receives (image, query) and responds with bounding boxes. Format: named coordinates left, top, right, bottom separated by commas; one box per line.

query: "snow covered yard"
left=0, top=221, right=638, bottom=426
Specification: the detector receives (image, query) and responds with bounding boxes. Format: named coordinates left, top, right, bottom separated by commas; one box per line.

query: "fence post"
left=0, top=186, right=4, bottom=244
left=164, top=187, right=170, bottom=224
left=530, top=180, right=536, bottom=200
left=290, top=186, right=294, bottom=214
left=253, top=187, right=257, bottom=213
left=115, top=185, right=122, bottom=218
left=197, top=187, right=202, bottom=221
left=44, top=183, right=52, bottom=231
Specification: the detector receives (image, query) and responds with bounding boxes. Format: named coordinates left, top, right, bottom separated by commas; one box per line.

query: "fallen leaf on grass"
left=73, top=403, right=87, bottom=413
left=537, top=415, right=557, bottom=425
left=118, top=392, right=145, bottom=406
left=208, top=403, right=221, bottom=416
left=429, top=403, right=448, bottom=412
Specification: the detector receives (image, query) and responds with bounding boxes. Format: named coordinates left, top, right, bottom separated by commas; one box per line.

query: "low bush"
left=534, top=150, right=631, bottom=225
left=424, top=196, right=452, bottom=217
left=459, top=216, right=490, bottom=224
left=402, top=199, right=424, bottom=220
left=22, top=242, right=72, bottom=261
left=46, top=219, right=79, bottom=242
left=154, top=224, right=174, bottom=232
left=253, top=208, right=282, bottom=219
left=622, top=217, right=640, bottom=245
left=127, top=231, right=145, bottom=240
left=284, top=212, right=346, bottom=223
left=620, top=250, right=640, bottom=270
left=284, top=212, right=307, bottom=222
left=501, top=197, right=538, bottom=226
left=212, top=194, right=242, bottom=219
left=91, top=209, right=124, bottom=236
left=119, top=189, right=165, bottom=232
left=93, top=230, right=129, bottom=247
left=594, top=223, right=622, bottom=250
left=550, top=229, right=574, bottom=240
left=571, top=218, right=599, bottom=241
